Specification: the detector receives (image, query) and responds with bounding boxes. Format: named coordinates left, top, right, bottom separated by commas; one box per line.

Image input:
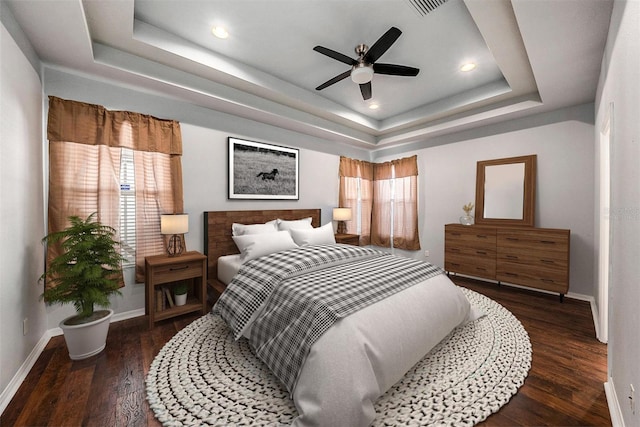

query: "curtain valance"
left=47, top=96, right=182, bottom=155
left=338, top=156, right=374, bottom=180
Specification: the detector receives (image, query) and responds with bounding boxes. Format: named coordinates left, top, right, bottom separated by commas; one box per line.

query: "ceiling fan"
left=313, top=27, right=420, bottom=101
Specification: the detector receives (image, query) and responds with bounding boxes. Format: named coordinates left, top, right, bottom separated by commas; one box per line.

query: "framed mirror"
left=475, top=155, right=536, bottom=227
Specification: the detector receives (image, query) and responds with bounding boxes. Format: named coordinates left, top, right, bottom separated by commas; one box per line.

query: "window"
left=339, top=157, right=373, bottom=245
left=339, top=156, right=419, bottom=250
left=46, top=96, right=184, bottom=286
left=119, top=148, right=136, bottom=265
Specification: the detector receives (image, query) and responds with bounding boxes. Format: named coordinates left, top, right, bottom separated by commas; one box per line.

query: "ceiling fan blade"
left=313, top=46, right=357, bottom=66
left=363, top=27, right=402, bottom=64
left=359, top=82, right=372, bottom=100
left=373, top=63, right=420, bottom=76
left=316, top=70, right=351, bottom=90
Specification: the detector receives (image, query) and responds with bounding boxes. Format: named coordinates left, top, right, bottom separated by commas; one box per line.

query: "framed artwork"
left=228, top=137, right=299, bottom=200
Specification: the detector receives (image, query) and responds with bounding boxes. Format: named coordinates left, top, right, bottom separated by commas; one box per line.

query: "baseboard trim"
left=0, top=308, right=146, bottom=415
left=0, top=329, right=53, bottom=415
left=590, top=300, right=608, bottom=343
left=605, top=378, right=626, bottom=427
left=48, top=308, right=146, bottom=337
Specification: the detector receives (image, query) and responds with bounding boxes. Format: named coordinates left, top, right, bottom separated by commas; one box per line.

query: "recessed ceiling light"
left=369, top=103, right=379, bottom=110
left=460, top=63, right=476, bottom=72
left=212, top=26, right=229, bottom=39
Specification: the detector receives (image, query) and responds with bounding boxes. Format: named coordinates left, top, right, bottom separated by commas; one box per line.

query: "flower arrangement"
left=462, top=202, right=474, bottom=215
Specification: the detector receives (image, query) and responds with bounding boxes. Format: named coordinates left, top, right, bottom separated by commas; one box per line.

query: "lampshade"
left=351, top=65, right=374, bottom=84
left=161, top=214, right=189, bottom=235
left=333, top=208, right=352, bottom=221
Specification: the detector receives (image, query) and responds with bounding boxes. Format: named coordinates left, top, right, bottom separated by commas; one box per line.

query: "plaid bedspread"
left=213, top=244, right=443, bottom=393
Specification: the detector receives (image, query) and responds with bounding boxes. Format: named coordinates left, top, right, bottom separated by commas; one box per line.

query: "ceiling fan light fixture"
left=351, top=65, right=374, bottom=84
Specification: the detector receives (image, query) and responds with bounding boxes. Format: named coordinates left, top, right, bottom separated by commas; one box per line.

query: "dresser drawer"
left=498, top=229, right=569, bottom=251
left=497, top=246, right=568, bottom=269
left=445, top=225, right=496, bottom=252
left=445, top=254, right=496, bottom=279
left=497, top=261, right=568, bottom=293
left=151, top=260, right=204, bottom=284
left=445, top=245, right=496, bottom=258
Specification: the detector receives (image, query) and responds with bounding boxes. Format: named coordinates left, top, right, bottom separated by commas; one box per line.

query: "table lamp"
left=333, top=207, right=352, bottom=234
left=161, top=213, right=188, bottom=256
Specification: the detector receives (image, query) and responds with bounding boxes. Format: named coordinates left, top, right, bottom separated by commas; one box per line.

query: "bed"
left=203, top=209, right=480, bottom=427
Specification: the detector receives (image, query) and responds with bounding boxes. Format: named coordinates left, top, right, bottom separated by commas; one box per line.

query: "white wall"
left=180, top=124, right=340, bottom=255
left=0, top=22, right=47, bottom=408
left=596, top=1, right=640, bottom=425
left=375, top=104, right=596, bottom=297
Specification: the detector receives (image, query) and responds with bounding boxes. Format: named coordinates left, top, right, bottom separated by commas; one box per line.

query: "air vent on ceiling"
left=405, top=0, right=449, bottom=16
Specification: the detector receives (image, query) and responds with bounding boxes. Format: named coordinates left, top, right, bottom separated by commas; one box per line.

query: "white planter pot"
left=59, top=309, right=113, bottom=360
left=175, top=293, right=187, bottom=306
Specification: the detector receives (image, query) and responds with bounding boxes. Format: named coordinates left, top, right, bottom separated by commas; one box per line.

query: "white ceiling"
left=4, top=0, right=612, bottom=151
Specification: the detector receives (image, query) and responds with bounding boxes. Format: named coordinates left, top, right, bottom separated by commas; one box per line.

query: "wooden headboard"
left=203, top=209, right=321, bottom=286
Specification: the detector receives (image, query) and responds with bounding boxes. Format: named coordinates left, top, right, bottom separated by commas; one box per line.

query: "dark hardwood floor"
left=1, top=276, right=610, bottom=426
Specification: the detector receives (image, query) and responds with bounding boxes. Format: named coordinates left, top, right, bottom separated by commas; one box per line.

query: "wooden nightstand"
left=335, top=233, right=360, bottom=246
left=145, top=251, right=207, bottom=329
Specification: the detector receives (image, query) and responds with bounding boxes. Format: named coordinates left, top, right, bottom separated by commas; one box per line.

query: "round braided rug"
left=146, top=288, right=531, bottom=426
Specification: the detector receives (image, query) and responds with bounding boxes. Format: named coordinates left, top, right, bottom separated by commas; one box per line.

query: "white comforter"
left=292, top=274, right=478, bottom=427
left=216, top=248, right=480, bottom=426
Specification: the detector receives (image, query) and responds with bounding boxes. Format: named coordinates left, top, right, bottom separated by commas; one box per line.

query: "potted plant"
left=40, top=213, right=124, bottom=360
left=173, top=282, right=188, bottom=306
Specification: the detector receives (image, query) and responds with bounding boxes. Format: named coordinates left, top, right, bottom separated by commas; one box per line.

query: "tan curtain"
left=47, top=142, right=122, bottom=290
left=390, top=156, right=420, bottom=250
left=371, top=161, right=393, bottom=247
left=370, top=155, right=420, bottom=250
left=46, top=96, right=183, bottom=286
left=338, top=156, right=373, bottom=246
left=133, top=151, right=183, bottom=282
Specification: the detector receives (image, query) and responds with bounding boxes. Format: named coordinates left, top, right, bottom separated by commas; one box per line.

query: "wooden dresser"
left=445, top=224, right=570, bottom=300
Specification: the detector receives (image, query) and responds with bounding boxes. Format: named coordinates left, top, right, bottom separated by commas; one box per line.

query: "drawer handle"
left=506, top=255, right=518, bottom=260
left=169, top=265, right=189, bottom=271
left=476, top=250, right=487, bottom=255
left=451, top=232, right=461, bottom=236
left=504, top=272, right=518, bottom=277
left=540, top=240, right=557, bottom=245
left=540, top=259, right=556, bottom=264
left=476, top=267, right=487, bottom=271
left=476, top=234, right=488, bottom=239
left=506, top=237, right=519, bottom=241
left=450, top=248, right=461, bottom=253
left=541, top=278, right=556, bottom=283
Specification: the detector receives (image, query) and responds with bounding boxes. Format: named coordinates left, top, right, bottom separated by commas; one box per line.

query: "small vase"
left=174, top=293, right=187, bottom=306
left=459, top=215, right=474, bottom=226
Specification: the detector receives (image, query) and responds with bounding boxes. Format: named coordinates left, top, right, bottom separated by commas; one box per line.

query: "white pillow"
left=232, top=221, right=278, bottom=236
left=233, top=230, right=298, bottom=261
left=277, top=217, right=313, bottom=231
left=290, top=222, right=336, bottom=246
